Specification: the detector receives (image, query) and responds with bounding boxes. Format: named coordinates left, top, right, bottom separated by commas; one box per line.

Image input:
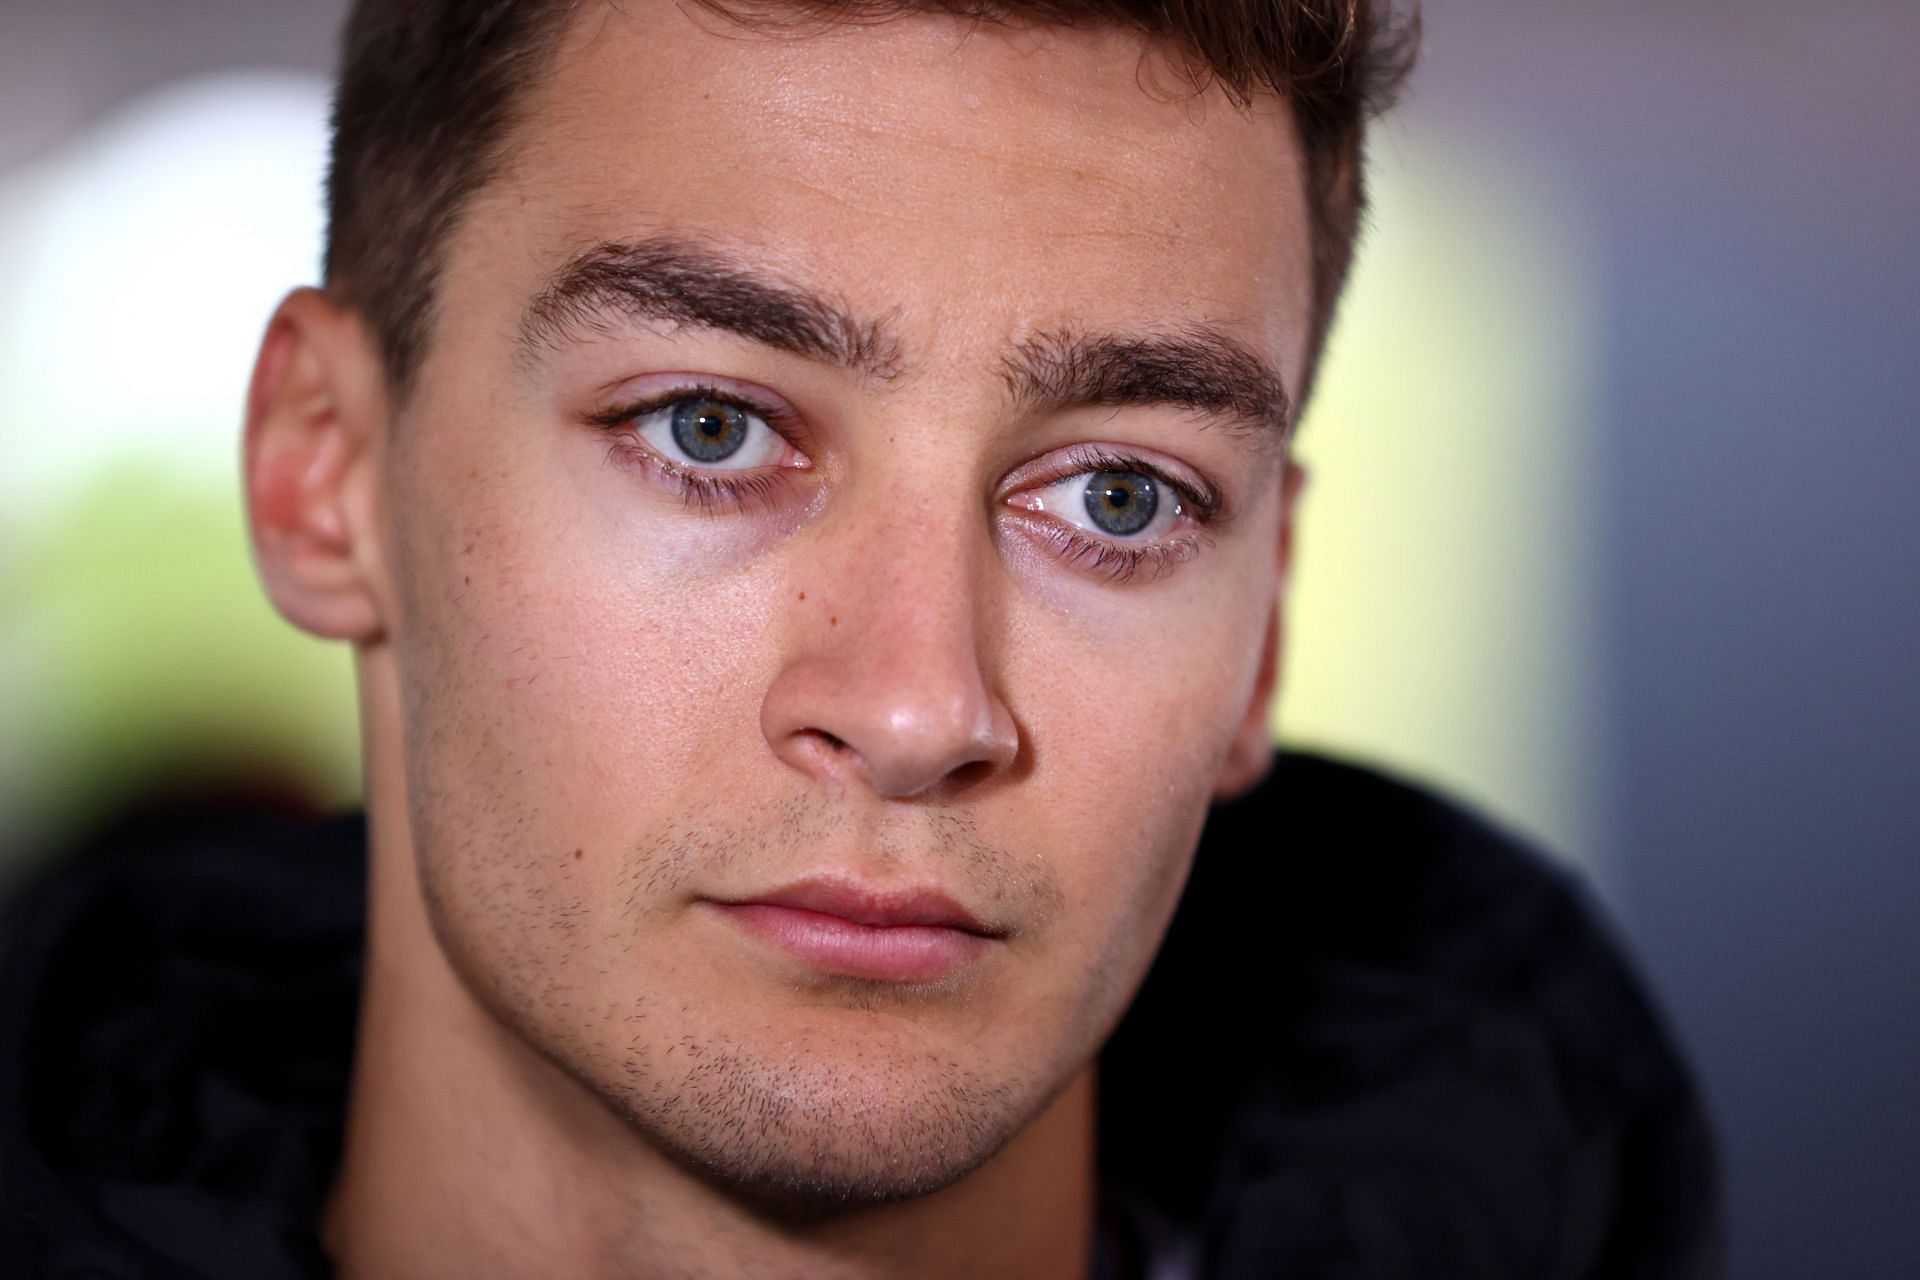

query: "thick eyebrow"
left=1003, top=327, right=1293, bottom=438
left=518, top=236, right=903, bottom=380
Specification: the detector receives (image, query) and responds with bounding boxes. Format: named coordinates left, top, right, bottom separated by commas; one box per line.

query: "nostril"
left=794, top=727, right=857, bottom=766
left=944, top=759, right=995, bottom=791
left=791, top=727, right=866, bottom=784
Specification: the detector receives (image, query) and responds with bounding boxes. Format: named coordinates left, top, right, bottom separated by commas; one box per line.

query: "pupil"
left=1084, top=470, right=1157, bottom=536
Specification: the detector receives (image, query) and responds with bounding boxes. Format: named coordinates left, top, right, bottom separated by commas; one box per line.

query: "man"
left=0, top=0, right=1721, bottom=1276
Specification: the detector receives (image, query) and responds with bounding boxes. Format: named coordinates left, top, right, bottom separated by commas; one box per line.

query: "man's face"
left=373, top=4, right=1311, bottom=1202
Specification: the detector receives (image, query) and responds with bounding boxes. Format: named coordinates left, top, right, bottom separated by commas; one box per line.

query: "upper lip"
left=722, top=877, right=1001, bottom=937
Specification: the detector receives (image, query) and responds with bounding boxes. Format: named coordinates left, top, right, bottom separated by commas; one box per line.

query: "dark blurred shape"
left=1, top=754, right=1719, bottom=1277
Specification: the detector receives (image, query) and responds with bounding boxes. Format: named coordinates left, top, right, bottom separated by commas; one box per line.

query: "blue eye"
left=1021, top=459, right=1185, bottom=543
left=671, top=398, right=751, bottom=462
left=628, top=392, right=788, bottom=472
left=1084, top=470, right=1158, bottom=536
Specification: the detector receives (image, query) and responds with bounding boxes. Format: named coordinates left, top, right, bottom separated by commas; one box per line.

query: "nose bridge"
left=848, top=497, right=983, bottom=677
left=762, top=488, right=1017, bottom=798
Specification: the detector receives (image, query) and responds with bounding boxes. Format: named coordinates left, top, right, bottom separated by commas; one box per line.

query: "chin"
left=588, top=1032, right=1034, bottom=1211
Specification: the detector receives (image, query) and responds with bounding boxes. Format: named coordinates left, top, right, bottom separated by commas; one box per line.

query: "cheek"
left=384, top=429, right=785, bottom=930
left=1009, top=514, right=1276, bottom=808
left=1001, top=538, right=1277, bottom=1014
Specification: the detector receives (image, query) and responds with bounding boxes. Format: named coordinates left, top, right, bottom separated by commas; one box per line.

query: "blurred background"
left=1, top=1, right=1914, bottom=1273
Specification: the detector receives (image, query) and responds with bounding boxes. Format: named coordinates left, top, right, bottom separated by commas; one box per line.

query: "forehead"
left=466, top=3, right=1312, bottom=379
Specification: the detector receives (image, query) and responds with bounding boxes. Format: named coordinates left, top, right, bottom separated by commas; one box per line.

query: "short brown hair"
left=326, top=0, right=1416, bottom=401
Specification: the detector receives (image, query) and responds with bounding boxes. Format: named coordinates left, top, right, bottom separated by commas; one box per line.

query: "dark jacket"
left=0, top=752, right=1723, bottom=1278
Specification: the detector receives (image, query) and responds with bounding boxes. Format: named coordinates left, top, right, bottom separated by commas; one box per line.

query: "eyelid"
left=586, top=375, right=809, bottom=446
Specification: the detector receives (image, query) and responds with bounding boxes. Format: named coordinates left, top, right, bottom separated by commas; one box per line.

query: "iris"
left=670, top=398, right=751, bottom=462
left=1084, top=470, right=1158, bottom=537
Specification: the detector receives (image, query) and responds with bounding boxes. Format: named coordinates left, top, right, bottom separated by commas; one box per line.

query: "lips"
left=707, top=878, right=1002, bottom=982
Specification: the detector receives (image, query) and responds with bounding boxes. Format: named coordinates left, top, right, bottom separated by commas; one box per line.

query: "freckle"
left=830, top=616, right=838, bottom=627
left=572, top=848, right=584, bottom=861
left=798, top=591, right=806, bottom=601
left=463, top=575, right=471, bottom=585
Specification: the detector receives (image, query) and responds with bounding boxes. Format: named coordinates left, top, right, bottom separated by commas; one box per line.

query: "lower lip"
left=711, top=903, right=992, bottom=982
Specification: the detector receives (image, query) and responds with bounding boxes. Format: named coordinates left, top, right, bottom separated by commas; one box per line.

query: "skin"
left=245, top=4, right=1312, bottom=1277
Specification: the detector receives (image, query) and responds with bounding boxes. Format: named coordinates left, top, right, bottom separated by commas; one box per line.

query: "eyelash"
left=1010, top=444, right=1221, bottom=583
left=588, top=390, right=1223, bottom=582
left=1031, top=522, right=1210, bottom=583
left=589, top=384, right=800, bottom=514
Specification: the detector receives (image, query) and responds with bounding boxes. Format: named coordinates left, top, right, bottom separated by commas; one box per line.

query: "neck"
left=323, top=658, right=1097, bottom=1280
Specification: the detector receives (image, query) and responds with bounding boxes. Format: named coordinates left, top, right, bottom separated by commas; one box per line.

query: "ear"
left=243, top=287, right=390, bottom=642
left=1213, top=457, right=1308, bottom=801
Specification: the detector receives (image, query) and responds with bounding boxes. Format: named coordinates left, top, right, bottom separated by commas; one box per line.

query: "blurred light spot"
left=1279, top=122, right=1605, bottom=877
left=0, top=74, right=355, bottom=859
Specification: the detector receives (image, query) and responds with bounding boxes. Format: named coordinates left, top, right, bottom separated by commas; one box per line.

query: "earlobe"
left=243, top=287, right=389, bottom=643
left=1212, top=458, right=1308, bottom=801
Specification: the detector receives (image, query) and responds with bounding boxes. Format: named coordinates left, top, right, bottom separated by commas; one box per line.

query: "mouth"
left=705, top=877, right=1005, bottom=983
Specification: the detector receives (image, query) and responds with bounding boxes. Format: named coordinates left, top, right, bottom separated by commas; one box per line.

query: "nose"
left=760, top=512, right=1020, bottom=799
